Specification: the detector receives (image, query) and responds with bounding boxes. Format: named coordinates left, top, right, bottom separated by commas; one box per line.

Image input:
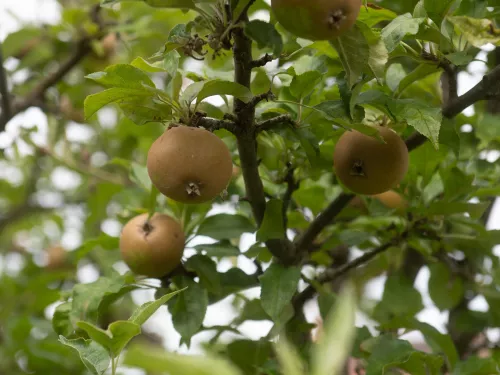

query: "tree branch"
left=405, top=64, right=500, bottom=150
left=0, top=5, right=106, bottom=129
left=193, top=114, right=239, bottom=134
left=282, top=163, right=299, bottom=229
left=444, top=64, right=500, bottom=118
left=293, top=193, right=355, bottom=253
left=293, top=230, right=408, bottom=308
left=251, top=53, right=275, bottom=68
left=245, top=90, right=275, bottom=110
left=256, top=114, right=296, bottom=132
left=232, top=9, right=294, bottom=264
left=0, top=42, right=12, bottom=128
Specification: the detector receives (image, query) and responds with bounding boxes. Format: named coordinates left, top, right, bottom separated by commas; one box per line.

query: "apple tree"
left=1, top=0, right=500, bottom=374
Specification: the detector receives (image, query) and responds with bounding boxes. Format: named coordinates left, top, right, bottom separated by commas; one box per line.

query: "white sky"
left=1, top=0, right=500, bottom=361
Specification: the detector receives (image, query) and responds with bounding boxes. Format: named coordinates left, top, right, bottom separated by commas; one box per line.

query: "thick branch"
left=232, top=14, right=265, bottom=222
left=443, top=64, right=500, bottom=118
left=0, top=42, right=12, bottom=128
left=293, top=193, right=355, bottom=252
left=405, top=64, right=500, bottom=150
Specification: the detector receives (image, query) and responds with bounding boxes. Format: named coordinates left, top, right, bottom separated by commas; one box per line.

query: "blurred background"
left=1, top=0, right=500, bottom=373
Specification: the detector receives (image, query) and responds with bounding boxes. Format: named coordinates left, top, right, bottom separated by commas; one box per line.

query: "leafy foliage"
left=1, top=0, right=500, bottom=374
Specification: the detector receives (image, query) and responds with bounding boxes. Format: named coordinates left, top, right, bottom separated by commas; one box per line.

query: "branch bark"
left=0, top=5, right=107, bottom=130
left=405, top=63, right=500, bottom=150
left=0, top=42, right=12, bottom=126
left=231, top=10, right=295, bottom=264
left=293, top=193, right=355, bottom=253
left=256, top=114, right=296, bottom=132
left=294, top=231, right=407, bottom=309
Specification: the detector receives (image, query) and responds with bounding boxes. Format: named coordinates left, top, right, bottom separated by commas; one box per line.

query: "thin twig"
left=245, top=90, right=275, bottom=110
left=0, top=42, right=12, bottom=128
left=293, top=230, right=408, bottom=308
left=251, top=53, right=275, bottom=68
left=233, top=0, right=257, bottom=24
left=0, top=5, right=107, bottom=129
left=256, top=114, right=296, bottom=132
left=282, top=163, right=299, bottom=229
left=194, top=115, right=239, bottom=134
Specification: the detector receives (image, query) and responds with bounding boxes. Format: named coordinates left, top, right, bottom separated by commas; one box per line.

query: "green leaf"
left=275, top=336, right=306, bottom=375
left=396, top=63, right=440, bottom=96
left=388, top=99, right=442, bottom=148
left=76, top=321, right=113, bottom=354
left=194, top=241, right=241, bottom=258
left=130, top=53, right=180, bottom=77
left=211, top=268, right=259, bottom=304
left=452, top=356, right=500, bottom=375
left=364, top=335, right=444, bottom=375
left=70, top=272, right=135, bottom=326
left=59, top=336, right=110, bottom=375
left=289, top=71, right=322, bottom=99
left=129, top=288, right=186, bottom=326
left=428, top=263, right=465, bottom=310
left=379, top=316, right=459, bottom=369
left=330, top=24, right=370, bottom=87
left=256, top=199, right=285, bottom=242
left=311, top=284, right=356, bottom=375
left=226, top=340, right=273, bottom=374
left=84, top=88, right=153, bottom=119
left=101, top=0, right=196, bottom=8
left=124, top=344, right=243, bottom=375
left=425, top=0, right=455, bottom=24
left=106, top=320, right=141, bottom=356
left=197, top=214, right=255, bottom=240
left=169, top=277, right=208, bottom=344
left=130, top=162, right=152, bottom=191
left=358, top=22, right=389, bottom=82
left=86, top=64, right=155, bottom=89
left=245, top=20, right=283, bottom=56
left=259, top=264, right=301, bottom=321
left=381, top=14, right=425, bottom=52
left=238, top=299, right=270, bottom=322
left=185, top=255, right=222, bottom=295
left=52, top=302, right=73, bottom=337
left=197, top=80, right=253, bottom=104
left=426, top=202, right=489, bottom=219
left=77, top=319, right=143, bottom=358
left=447, top=16, right=500, bottom=47
left=440, top=167, right=475, bottom=200
left=373, top=273, right=424, bottom=322
left=73, top=233, right=119, bottom=261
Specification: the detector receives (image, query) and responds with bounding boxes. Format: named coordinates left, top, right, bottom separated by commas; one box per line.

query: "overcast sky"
left=1, top=0, right=500, bottom=356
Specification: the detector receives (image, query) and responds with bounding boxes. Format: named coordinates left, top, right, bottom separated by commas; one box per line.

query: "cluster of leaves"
left=1, top=0, right=500, bottom=374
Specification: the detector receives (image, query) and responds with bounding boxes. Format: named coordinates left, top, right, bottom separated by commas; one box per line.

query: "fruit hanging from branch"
left=271, top=0, right=362, bottom=41
left=119, top=213, right=185, bottom=278
left=333, top=126, right=409, bottom=195
left=147, top=125, right=233, bottom=204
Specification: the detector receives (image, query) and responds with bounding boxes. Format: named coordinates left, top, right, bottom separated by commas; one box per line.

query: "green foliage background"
left=1, top=0, right=500, bottom=374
